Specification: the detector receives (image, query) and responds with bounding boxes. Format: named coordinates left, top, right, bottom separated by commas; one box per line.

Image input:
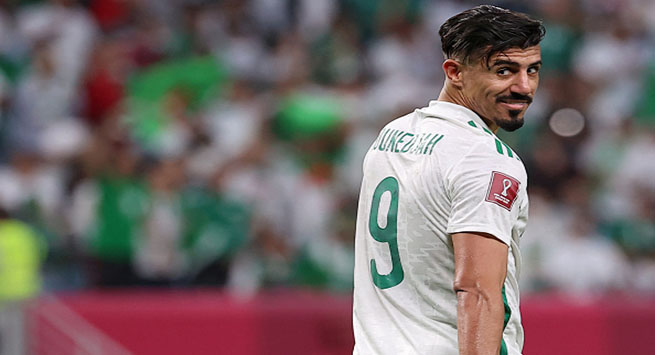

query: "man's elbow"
left=453, top=279, right=498, bottom=305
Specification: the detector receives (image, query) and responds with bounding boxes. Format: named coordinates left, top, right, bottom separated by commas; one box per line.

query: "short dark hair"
left=439, top=5, right=545, bottom=65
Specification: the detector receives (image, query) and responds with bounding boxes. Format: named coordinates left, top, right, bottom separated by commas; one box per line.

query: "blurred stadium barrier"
left=19, top=290, right=655, bottom=355
left=25, top=295, right=132, bottom=355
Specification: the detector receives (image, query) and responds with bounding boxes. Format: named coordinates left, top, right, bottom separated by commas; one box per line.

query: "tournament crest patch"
left=485, top=171, right=520, bottom=211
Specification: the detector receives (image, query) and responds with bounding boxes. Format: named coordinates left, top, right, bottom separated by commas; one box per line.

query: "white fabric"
left=353, top=101, right=529, bottom=355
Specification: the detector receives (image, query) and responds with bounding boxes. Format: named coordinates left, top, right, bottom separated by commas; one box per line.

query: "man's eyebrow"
left=491, top=59, right=542, bottom=67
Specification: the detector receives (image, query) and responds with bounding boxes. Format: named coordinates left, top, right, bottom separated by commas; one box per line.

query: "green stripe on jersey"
left=467, top=120, right=493, bottom=135
left=500, top=285, right=511, bottom=355
left=495, top=139, right=515, bottom=158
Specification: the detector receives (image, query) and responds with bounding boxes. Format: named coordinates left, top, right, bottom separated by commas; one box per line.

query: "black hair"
left=439, top=5, right=545, bottom=65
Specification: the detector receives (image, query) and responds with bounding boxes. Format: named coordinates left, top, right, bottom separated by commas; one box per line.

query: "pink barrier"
left=29, top=290, right=655, bottom=355
left=31, top=290, right=353, bottom=355
left=521, top=293, right=655, bottom=355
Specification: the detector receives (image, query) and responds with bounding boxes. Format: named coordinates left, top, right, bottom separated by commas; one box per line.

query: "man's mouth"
left=497, top=95, right=532, bottom=111
left=498, top=101, right=529, bottom=110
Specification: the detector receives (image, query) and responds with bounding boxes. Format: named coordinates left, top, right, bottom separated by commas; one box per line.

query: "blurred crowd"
left=0, top=0, right=654, bottom=303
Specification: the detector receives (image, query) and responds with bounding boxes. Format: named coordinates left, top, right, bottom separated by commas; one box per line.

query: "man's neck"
left=437, top=86, right=499, bottom=133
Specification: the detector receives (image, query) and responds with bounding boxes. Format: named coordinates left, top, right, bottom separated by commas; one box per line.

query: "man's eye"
left=497, top=68, right=510, bottom=75
left=528, top=66, right=540, bottom=74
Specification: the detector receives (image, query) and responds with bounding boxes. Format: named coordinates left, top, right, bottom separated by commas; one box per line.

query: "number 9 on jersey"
left=369, top=176, right=405, bottom=289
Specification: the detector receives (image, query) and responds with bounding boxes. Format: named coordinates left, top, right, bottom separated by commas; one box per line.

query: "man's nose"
left=511, top=71, right=531, bottom=95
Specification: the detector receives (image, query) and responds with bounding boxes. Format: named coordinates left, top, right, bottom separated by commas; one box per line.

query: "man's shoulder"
left=449, top=136, right=528, bottom=187
left=436, top=126, right=520, bottom=166
left=436, top=122, right=527, bottom=181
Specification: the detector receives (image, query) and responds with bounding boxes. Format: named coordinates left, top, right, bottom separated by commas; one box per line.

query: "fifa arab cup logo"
left=501, top=179, right=512, bottom=197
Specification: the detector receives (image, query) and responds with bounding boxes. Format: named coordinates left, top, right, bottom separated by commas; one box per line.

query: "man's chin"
left=498, top=113, right=524, bottom=132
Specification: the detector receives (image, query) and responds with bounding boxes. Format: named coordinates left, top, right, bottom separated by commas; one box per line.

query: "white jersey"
left=353, top=101, right=529, bottom=355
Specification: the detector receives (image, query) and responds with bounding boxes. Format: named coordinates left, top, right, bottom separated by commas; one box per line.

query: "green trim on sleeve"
left=500, top=284, right=511, bottom=355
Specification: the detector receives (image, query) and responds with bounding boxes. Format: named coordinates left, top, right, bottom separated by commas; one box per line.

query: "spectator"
left=0, top=207, right=44, bottom=355
left=0, top=0, right=650, bottom=298
left=541, top=210, right=630, bottom=295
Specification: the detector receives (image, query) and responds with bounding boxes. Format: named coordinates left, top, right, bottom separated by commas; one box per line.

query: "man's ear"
left=443, top=59, right=464, bottom=88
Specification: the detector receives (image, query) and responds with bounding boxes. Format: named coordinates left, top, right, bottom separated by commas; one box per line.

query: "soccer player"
left=352, top=5, right=544, bottom=355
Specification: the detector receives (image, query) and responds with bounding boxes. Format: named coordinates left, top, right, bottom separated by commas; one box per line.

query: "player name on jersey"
left=370, top=129, right=445, bottom=156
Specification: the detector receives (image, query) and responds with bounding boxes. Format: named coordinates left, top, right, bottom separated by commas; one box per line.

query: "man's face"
left=460, top=46, right=542, bottom=132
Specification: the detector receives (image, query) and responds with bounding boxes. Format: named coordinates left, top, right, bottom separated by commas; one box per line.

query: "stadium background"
left=0, top=0, right=653, bottom=354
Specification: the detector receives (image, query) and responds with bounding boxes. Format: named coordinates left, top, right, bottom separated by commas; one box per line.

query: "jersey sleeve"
left=444, top=141, right=524, bottom=246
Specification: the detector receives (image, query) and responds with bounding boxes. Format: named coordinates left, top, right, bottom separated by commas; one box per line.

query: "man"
left=0, top=207, right=44, bottom=355
left=352, top=5, right=544, bottom=355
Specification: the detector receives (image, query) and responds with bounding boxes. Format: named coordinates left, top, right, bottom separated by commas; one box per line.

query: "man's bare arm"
left=452, top=232, right=508, bottom=355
